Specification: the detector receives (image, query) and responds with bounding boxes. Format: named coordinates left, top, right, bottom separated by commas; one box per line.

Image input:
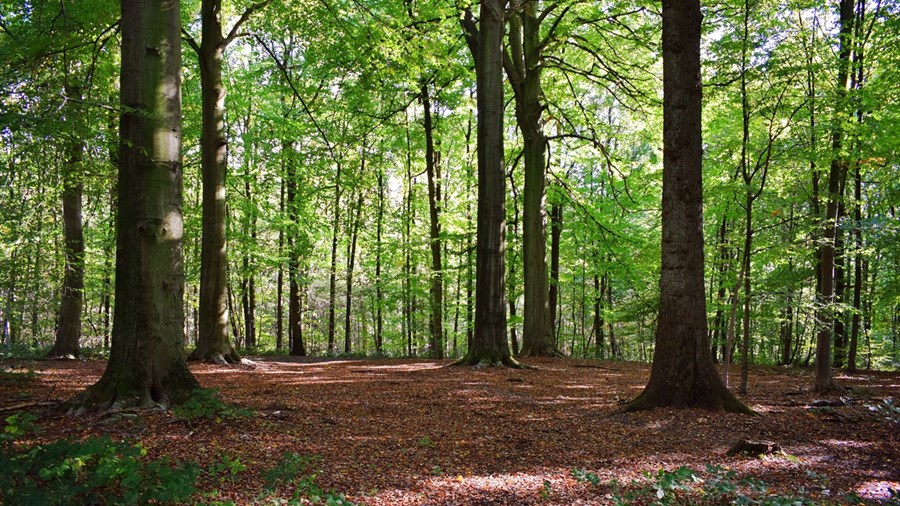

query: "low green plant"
left=0, top=435, right=199, bottom=504
left=416, top=435, right=435, bottom=448
left=262, top=452, right=356, bottom=505
left=208, top=454, right=247, bottom=486
left=571, top=464, right=845, bottom=505
left=1, top=412, right=41, bottom=445
left=173, top=388, right=253, bottom=422
left=571, top=467, right=602, bottom=486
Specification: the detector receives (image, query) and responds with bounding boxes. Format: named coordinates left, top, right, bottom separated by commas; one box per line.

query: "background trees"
left=0, top=0, right=898, bottom=380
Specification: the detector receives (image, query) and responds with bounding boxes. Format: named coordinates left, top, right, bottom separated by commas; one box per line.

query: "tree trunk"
left=504, top=0, right=556, bottom=357
left=69, top=0, right=198, bottom=412
left=285, top=143, right=306, bottom=356
left=344, top=191, right=363, bottom=354
left=549, top=186, right=562, bottom=346
left=327, top=163, right=343, bottom=355
left=192, top=0, right=240, bottom=364
left=848, top=164, right=862, bottom=372
left=375, top=169, right=385, bottom=355
left=241, top=173, right=257, bottom=351
left=627, top=0, right=751, bottom=413
left=422, top=85, right=445, bottom=359
left=50, top=84, right=85, bottom=359
left=455, top=1, right=519, bottom=367
left=606, top=273, right=618, bottom=358
left=815, top=0, right=854, bottom=392
left=592, top=274, right=604, bottom=358
left=276, top=177, right=285, bottom=352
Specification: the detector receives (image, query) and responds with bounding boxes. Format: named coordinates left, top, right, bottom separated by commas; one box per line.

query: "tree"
left=626, top=0, right=751, bottom=413
left=815, top=0, right=855, bottom=393
left=68, top=0, right=198, bottom=412
left=454, top=2, right=520, bottom=367
left=185, top=0, right=269, bottom=364
left=503, top=0, right=558, bottom=357
left=48, top=84, right=85, bottom=359
left=422, top=84, right=445, bottom=359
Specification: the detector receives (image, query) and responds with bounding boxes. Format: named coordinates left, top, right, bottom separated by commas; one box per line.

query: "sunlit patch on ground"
left=1, top=357, right=898, bottom=505
left=855, top=480, right=900, bottom=500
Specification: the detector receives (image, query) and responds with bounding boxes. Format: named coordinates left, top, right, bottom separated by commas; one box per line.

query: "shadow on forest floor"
left=2, top=357, right=898, bottom=504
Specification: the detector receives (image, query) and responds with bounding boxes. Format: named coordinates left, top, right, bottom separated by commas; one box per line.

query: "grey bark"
left=69, top=0, right=199, bottom=412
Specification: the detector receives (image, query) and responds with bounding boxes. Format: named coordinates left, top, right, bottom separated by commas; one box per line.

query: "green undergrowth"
left=173, top=388, right=254, bottom=422
left=570, top=464, right=885, bottom=505
left=1, top=411, right=355, bottom=505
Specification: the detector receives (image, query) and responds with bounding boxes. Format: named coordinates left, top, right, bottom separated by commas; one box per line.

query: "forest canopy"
left=1, top=0, right=899, bottom=374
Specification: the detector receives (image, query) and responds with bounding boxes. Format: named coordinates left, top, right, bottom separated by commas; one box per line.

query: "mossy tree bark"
left=626, top=0, right=751, bottom=414
left=68, top=0, right=198, bottom=413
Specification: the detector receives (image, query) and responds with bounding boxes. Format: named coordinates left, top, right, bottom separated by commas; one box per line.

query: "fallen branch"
left=0, top=400, right=59, bottom=413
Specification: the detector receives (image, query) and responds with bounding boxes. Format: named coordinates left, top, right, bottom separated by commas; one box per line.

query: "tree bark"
left=455, top=1, right=520, bottom=367
left=344, top=191, right=363, bottom=354
left=815, top=0, right=854, bottom=392
left=327, top=162, right=343, bottom=355
left=192, top=0, right=239, bottom=364
left=69, top=0, right=199, bottom=412
left=375, top=168, right=385, bottom=355
left=276, top=177, right=285, bottom=352
left=504, top=0, right=556, bottom=357
left=627, top=0, right=751, bottom=413
left=50, top=84, right=85, bottom=359
left=422, top=85, right=445, bottom=359
left=549, top=186, right=562, bottom=346
left=285, top=142, right=306, bottom=356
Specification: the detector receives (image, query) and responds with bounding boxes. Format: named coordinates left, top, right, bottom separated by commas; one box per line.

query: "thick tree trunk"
left=69, top=0, right=198, bottom=412
left=50, top=85, right=85, bottom=359
left=422, top=86, right=445, bottom=359
left=627, top=0, right=751, bottom=413
left=505, top=0, right=556, bottom=357
left=455, top=0, right=519, bottom=367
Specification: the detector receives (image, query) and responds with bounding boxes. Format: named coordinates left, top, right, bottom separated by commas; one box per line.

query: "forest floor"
left=1, top=356, right=898, bottom=505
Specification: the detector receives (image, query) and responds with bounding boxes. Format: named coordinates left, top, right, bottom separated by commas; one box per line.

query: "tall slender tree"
left=185, top=0, right=269, bottom=364
left=503, top=0, right=557, bottom=357
left=49, top=84, right=85, bottom=359
left=815, top=0, right=855, bottom=392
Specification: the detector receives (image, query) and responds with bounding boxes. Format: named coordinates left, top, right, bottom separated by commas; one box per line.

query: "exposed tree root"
left=449, top=353, right=534, bottom=369
left=189, top=348, right=242, bottom=365
left=625, top=385, right=756, bottom=415
left=64, top=367, right=199, bottom=416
